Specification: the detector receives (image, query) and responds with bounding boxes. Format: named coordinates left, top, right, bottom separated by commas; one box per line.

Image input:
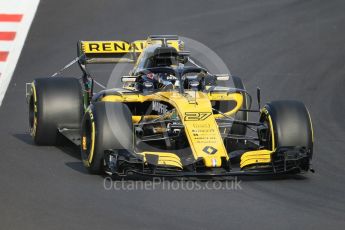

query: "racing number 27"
left=184, top=112, right=212, bottom=121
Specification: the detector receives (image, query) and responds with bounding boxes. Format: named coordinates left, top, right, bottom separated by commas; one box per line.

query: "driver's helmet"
left=136, top=72, right=155, bottom=92
left=137, top=72, right=174, bottom=92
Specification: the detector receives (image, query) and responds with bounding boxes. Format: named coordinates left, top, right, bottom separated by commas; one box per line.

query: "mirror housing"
left=121, top=76, right=137, bottom=83
left=215, top=74, right=230, bottom=81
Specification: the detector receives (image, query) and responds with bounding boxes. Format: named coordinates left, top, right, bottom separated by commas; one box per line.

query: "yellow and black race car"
left=26, top=35, right=314, bottom=177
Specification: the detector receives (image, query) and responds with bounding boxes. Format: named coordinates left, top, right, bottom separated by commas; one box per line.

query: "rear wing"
left=77, top=35, right=183, bottom=64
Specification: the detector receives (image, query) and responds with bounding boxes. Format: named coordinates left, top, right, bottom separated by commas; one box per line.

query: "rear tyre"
left=29, top=78, right=83, bottom=145
left=81, top=102, right=133, bottom=174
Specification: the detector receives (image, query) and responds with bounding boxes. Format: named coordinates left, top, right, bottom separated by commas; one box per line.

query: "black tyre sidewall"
left=81, top=102, right=133, bottom=174
left=260, top=100, right=313, bottom=153
left=30, top=78, right=83, bottom=145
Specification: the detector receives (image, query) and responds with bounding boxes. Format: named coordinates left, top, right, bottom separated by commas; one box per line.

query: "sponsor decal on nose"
left=202, top=146, right=218, bottom=155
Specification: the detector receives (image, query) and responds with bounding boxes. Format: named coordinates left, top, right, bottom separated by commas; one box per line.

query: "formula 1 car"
left=26, top=35, right=314, bottom=177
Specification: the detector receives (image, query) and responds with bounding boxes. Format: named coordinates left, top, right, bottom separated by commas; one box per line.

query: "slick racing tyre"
left=260, top=100, right=313, bottom=155
left=28, top=77, right=83, bottom=145
left=81, top=102, right=133, bottom=174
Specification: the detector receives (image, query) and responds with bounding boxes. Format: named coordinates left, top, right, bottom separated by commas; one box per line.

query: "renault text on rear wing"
left=77, top=37, right=182, bottom=64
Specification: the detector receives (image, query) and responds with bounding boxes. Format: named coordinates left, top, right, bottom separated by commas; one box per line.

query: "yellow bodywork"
left=100, top=91, right=245, bottom=168
left=100, top=90, right=276, bottom=169
left=137, top=152, right=183, bottom=169
left=240, top=150, right=272, bottom=169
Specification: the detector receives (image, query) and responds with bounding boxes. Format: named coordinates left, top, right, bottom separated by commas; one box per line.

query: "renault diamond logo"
left=202, top=146, right=218, bottom=155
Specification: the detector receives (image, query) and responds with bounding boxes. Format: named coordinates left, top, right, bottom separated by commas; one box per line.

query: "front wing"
left=103, top=146, right=312, bottom=178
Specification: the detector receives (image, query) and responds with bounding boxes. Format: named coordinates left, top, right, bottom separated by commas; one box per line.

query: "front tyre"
left=260, top=100, right=314, bottom=171
left=81, top=102, right=133, bottom=174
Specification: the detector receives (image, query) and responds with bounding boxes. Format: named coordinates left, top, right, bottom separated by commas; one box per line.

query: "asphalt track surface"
left=1, top=0, right=345, bottom=229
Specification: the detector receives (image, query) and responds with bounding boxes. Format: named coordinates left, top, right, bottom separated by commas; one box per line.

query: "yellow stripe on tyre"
left=261, top=108, right=276, bottom=151
left=30, top=82, right=38, bottom=137
left=87, top=109, right=96, bottom=165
